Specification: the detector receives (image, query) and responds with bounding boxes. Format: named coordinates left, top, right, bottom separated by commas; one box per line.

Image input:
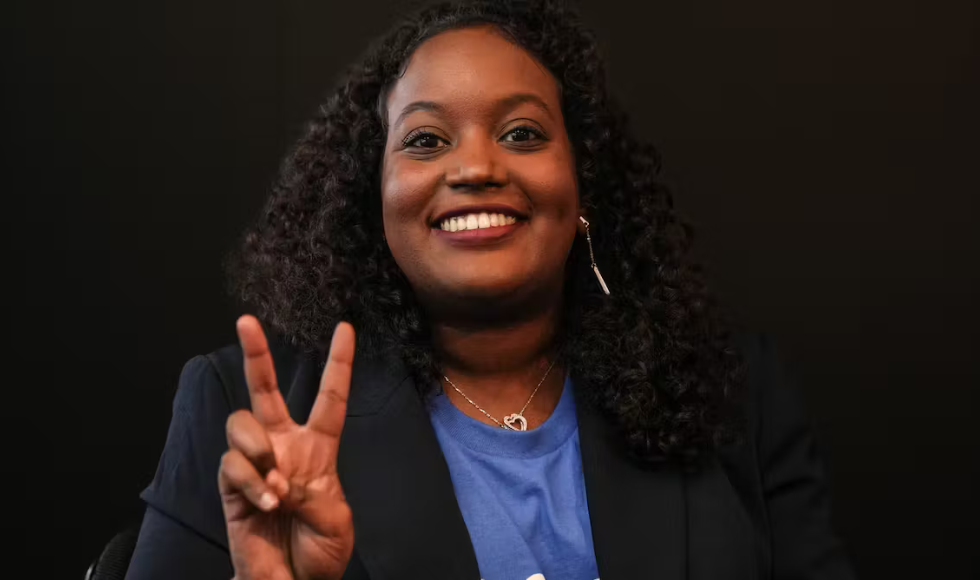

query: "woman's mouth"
left=436, top=212, right=517, bottom=232
left=431, top=211, right=524, bottom=245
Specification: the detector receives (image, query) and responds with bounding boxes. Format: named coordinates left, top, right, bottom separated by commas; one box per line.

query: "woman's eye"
left=403, top=131, right=446, bottom=150
left=402, top=125, right=545, bottom=151
left=502, top=125, right=545, bottom=145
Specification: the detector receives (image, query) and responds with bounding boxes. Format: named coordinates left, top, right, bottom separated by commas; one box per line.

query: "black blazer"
left=125, top=332, right=856, bottom=580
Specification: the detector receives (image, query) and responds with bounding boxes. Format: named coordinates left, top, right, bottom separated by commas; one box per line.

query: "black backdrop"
left=5, top=0, right=978, bottom=577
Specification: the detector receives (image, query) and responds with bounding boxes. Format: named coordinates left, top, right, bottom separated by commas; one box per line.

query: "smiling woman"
left=382, top=27, right=580, bottom=320
left=123, top=1, right=857, bottom=579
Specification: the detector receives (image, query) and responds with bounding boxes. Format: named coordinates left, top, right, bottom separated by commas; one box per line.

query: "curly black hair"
left=227, top=0, right=746, bottom=465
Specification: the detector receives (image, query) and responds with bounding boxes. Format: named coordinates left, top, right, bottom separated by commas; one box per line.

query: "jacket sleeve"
left=125, top=355, right=235, bottom=579
left=124, top=352, right=372, bottom=580
left=752, top=334, right=858, bottom=580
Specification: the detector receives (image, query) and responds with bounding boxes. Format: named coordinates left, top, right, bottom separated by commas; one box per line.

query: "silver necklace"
left=442, top=357, right=558, bottom=431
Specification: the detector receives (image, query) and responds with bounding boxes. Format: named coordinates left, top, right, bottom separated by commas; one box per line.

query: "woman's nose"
left=444, top=133, right=506, bottom=189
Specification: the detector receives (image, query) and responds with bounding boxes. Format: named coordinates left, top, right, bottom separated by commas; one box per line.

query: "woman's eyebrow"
left=393, top=93, right=552, bottom=129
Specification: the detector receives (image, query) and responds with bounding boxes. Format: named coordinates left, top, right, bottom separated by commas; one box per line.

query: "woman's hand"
left=219, top=315, right=355, bottom=580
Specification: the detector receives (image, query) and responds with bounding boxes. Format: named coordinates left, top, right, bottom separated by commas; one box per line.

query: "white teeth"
left=439, top=212, right=521, bottom=231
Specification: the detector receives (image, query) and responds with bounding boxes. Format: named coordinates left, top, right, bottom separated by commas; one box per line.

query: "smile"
left=437, top=212, right=518, bottom=232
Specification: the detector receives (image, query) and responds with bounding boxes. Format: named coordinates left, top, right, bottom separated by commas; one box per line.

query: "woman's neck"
left=430, top=300, right=566, bottom=429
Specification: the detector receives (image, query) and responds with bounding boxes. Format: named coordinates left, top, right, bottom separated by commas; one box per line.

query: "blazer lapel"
left=286, top=354, right=481, bottom=580
left=576, top=389, right=687, bottom=580
left=281, top=354, right=755, bottom=580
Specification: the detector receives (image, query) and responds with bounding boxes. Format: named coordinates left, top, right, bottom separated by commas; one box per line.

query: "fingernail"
left=258, top=492, right=278, bottom=511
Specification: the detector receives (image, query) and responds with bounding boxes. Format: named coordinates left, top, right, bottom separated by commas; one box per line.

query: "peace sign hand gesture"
left=219, top=315, right=355, bottom=580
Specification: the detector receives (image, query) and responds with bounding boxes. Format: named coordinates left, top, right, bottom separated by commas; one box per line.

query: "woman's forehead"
left=386, top=27, right=561, bottom=125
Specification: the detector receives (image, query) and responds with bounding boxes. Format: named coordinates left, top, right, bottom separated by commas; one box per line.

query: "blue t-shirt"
left=428, top=376, right=600, bottom=580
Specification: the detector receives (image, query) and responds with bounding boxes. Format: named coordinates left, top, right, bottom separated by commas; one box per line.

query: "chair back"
left=85, top=525, right=141, bottom=580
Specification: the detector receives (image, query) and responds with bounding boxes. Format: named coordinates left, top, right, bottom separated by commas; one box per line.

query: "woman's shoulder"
left=139, top=337, right=324, bottom=541
left=728, top=329, right=812, bottom=438
left=195, top=335, right=320, bottom=411
left=715, top=328, right=829, bottom=500
left=720, top=330, right=857, bottom=578
left=191, top=334, right=412, bottom=420
left=730, top=329, right=780, bottom=380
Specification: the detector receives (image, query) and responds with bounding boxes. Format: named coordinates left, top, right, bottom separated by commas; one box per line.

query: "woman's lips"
left=431, top=221, right=523, bottom=246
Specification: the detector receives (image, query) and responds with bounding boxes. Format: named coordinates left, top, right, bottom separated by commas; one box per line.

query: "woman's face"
left=380, top=26, right=580, bottom=314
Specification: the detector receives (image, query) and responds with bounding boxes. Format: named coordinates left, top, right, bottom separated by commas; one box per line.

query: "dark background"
left=4, top=0, right=977, bottom=577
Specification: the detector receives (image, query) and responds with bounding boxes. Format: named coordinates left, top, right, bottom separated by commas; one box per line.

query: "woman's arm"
left=125, top=356, right=235, bottom=579
left=753, top=335, right=858, bottom=580
left=125, top=507, right=233, bottom=579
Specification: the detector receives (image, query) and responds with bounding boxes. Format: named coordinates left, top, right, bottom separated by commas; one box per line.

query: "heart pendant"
left=503, top=413, right=528, bottom=431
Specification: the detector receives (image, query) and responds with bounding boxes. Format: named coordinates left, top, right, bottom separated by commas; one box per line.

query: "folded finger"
left=226, top=410, right=277, bottom=475
left=219, top=449, right=279, bottom=512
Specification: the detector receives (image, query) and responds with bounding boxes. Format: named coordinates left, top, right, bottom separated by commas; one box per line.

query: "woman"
left=125, top=0, right=856, bottom=578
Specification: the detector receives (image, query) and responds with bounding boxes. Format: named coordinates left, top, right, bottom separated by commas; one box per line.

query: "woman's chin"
left=416, top=272, right=547, bottom=314
left=445, top=276, right=530, bottom=300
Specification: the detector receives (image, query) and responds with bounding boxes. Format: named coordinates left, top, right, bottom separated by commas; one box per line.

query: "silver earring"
left=579, top=216, right=610, bottom=295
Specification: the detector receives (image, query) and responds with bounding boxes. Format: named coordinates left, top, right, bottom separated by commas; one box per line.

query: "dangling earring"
left=579, top=216, right=611, bottom=295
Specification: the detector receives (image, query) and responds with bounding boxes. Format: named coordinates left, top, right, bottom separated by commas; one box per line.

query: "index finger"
left=307, top=321, right=355, bottom=437
left=236, top=315, right=291, bottom=429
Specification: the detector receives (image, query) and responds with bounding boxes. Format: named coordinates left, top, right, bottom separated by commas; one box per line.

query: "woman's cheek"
left=382, top=161, right=438, bottom=225
left=520, top=167, right=579, bottom=215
